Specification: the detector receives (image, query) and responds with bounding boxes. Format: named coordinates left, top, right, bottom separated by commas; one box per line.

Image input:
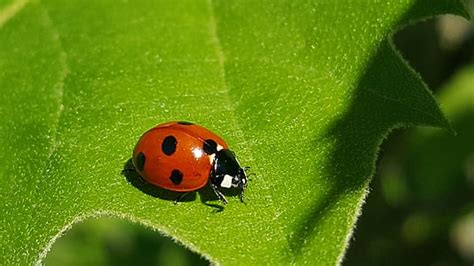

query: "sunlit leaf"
left=0, top=0, right=468, bottom=264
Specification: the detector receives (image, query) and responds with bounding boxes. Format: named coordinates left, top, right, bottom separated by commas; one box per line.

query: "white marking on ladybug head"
left=217, top=144, right=224, bottom=151
left=221, top=174, right=233, bottom=188
left=208, top=154, right=215, bottom=164
left=192, top=148, right=203, bottom=159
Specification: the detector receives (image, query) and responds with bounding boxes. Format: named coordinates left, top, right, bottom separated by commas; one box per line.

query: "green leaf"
left=345, top=63, right=474, bottom=265
left=0, top=0, right=468, bottom=264
left=402, top=64, right=474, bottom=202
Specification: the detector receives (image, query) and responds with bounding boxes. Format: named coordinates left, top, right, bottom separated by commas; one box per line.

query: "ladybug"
left=132, top=121, right=248, bottom=204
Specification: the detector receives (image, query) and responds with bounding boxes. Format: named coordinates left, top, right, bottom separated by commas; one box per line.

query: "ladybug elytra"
left=132, top=121, right=248, bottom=204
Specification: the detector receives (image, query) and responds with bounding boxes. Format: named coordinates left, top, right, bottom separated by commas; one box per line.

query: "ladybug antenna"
left=246, top=172, right=256, bottom=181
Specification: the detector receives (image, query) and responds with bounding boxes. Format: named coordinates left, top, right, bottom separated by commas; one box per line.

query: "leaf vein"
left=363, top=86, right=443, bottom=125
left=38, top=2, right=69, bottom=160
left=206, top=0, right=252, bottom=153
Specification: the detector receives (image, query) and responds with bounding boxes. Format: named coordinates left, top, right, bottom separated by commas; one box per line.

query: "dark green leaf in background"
left=0, top=0, right=469, bottom=265
left=346, top=63, right=474, bottom=265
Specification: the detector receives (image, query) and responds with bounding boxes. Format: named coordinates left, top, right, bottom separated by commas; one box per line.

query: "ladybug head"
left=210, top=149, right=248, bottom=191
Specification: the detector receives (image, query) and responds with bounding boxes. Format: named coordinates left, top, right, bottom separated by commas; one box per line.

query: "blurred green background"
left=45, top=3, right=473, bottom=266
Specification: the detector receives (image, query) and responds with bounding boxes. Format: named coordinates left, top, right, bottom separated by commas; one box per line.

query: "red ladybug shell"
left=132, top=121, right=228, bottom=192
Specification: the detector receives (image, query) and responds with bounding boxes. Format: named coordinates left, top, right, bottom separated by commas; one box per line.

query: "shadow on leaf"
left=287, top=1, right=454, bottom=256
left=122, top=158, right=244, bottom=212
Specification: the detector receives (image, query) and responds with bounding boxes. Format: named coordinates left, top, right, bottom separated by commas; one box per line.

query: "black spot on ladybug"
left=136, top=152, right=146, bottom=171
left=177, top=121, right=193, bottom=125
left=162, top=135, right=177, bottom=156
left=170, top=169, right=183, bottom=185
left=203, top=139, right=218, bottom=154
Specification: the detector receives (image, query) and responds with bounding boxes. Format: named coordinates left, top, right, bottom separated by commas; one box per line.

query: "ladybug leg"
left=239, top=190, right=245, bottom=203
left=174, top=192, right=190, bottom=205
left=121, top=166, right=136, bottom=175
left=210, top=184, right=228, bottom=205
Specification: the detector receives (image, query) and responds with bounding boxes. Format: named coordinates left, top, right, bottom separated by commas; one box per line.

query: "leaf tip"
left=453, top=0, right=471, bottom=20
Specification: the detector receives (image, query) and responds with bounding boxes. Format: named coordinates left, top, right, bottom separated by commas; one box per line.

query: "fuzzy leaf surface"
left=0, top=0, right=468, bottom=264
